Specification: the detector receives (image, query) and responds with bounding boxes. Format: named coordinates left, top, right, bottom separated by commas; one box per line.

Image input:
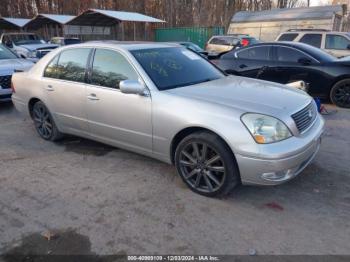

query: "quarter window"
left=276, top=47, right=311, bottom=63
left=325, top=35, right=350, bottom=50
left=43, top=55, right=59, bottom=78
left=56, top=48, right=91, bottom=82
left=91, top=49, right=138, bottom=89
left=237, top=46, right=270, bottom=60
left=299, top=34, right=322, bottom=48
left=277, top=33, right=298, bottom=41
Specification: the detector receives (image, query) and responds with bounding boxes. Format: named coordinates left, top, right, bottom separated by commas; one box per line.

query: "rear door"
left=85, top=48, right=152, bottom=153
left=42, top=48, right=92, bottom=134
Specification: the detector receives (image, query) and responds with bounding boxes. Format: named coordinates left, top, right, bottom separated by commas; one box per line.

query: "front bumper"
left=0, top=88, right=12, bottom=102
left=236, top=115, right=324, bottom=186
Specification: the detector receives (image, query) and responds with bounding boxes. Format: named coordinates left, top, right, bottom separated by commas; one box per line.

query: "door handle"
left=87, top=93, right=99, bottom=101
left=45, top=85, right=54, bottom=91
left=239, top=64, right=248, bottom=69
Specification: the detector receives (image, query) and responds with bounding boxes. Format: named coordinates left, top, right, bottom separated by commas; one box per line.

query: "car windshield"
left=0, top=44, right=18, bottom=60
left=9, top=34, right=45, bottom=45
left=131, top=47, right=224, bottom=90
left=181, top=43, right=203, bottom=52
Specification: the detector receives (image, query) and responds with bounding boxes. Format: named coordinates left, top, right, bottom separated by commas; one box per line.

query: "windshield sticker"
left=181, top=50, right=200, bottom=60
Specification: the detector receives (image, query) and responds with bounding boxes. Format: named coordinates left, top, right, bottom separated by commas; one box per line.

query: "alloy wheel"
left=333, top=83, right=350, bottom=108
left=33, top=104, right=53, bottom=139
left=179, top=142, right=226, bottom=193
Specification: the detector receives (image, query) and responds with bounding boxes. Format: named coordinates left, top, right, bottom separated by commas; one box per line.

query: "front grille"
left=292, top=102, right=317, bottom=133
left=0, top=75, right=11, bottom=89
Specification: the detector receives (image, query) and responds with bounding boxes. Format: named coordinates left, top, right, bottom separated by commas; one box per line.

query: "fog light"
left=262, top=169, right=294, bottom=181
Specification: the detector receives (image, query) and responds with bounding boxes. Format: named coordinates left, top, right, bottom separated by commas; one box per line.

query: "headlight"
left=26, top=50, right=37, bottom=58
left=241, top=113, right=292, bottom=144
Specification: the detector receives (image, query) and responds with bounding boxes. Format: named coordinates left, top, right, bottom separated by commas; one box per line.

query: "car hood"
left=18, top=43, right=58, bottom=51
left=166, top=76, right=312, bottom=116
left=0, top=59, right=34, bottom=75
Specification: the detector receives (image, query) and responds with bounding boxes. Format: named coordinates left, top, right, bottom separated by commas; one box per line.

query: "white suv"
left=276, top=30, right=350, bottom=58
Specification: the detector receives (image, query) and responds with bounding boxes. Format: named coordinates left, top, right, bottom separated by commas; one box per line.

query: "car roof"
left=240, top=41, right=313, bottom=50
left=65, top=41, right=181, bottom=51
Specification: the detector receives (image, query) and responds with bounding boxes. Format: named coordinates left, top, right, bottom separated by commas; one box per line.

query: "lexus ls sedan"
left=11, top=42, right=324, bottom=197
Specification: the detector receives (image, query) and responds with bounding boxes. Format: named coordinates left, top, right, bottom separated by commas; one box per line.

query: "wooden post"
left=133, top=22, right=136, bottom=41
left=121, top=22, right=125, bottom=41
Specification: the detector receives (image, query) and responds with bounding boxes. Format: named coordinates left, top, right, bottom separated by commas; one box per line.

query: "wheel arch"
left=28, top=97, right=42, bottom=118
left=170, top=126, right=237, bottom=165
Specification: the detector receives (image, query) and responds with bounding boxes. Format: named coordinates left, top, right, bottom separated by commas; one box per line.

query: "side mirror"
left=5, top=40, right=13, bottom=48
left=120, top=80, right=145, bottom=95
left=298, top=57, right=311, bottom=65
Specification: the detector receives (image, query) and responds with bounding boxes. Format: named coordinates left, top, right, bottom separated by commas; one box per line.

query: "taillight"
left=241, top=38, right=250, bottom=47
left=11, top=80, right=15, bottom=93
left=205, top=43, right=208, bottom=50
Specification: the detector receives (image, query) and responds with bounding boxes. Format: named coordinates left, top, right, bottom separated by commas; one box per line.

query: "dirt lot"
left=0, top=102, right=349, bottom=256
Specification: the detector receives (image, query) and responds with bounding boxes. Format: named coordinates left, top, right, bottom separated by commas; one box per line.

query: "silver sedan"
left=11, top=42, right=324, bottom=197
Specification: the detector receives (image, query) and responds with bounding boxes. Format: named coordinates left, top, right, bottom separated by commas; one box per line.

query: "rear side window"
left=91, top=49, right=138, bottom=89
left=299, top=34, right=322, bottom=48
left=56, top=48, right=91, bottom=82
left=277, top=33, right=298, bottom=41
left=276, top=46, right=311, bottom=63
left=209, top=37, right=235, bottom=46
left=325, top=35, right=350, bottom=50
left=237, top=46, right=270, bottom=60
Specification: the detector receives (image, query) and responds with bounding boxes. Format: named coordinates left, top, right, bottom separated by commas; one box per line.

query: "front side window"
left=131, top=47, right=224, bottom=91
left=325, top=35, right=350, bottom=50
left=91, top=49, right=138, bottom=89
left=299, top=34, right=322, bottom=48
left=237, top=46, right=270, bottom=60
left=55, top=48, right=91, bottom=82
left=276, top=47, right=311, bottom=63
left=277, top=33, right=298, bottom=41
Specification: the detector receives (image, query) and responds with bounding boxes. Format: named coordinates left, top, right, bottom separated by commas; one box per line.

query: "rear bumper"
left=237, top=115, right=324, bottom=186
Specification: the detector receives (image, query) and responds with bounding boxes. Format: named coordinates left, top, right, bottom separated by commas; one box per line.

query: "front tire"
left=330, top=79, right=350, bottom=108
left=175, top=131, right=240, bottom=197
left=32, top=101, right=63, bottom=141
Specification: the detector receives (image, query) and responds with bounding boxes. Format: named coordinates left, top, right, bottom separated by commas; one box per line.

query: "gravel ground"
left=0, top=102, right=349, bottom=256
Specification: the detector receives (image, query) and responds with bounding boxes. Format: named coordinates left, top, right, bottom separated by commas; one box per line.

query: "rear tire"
left=330, top=79, right=350, bottom=108
left=174, top=131, right=240, bottom=197
left=31, top=101, right=64, bottom=141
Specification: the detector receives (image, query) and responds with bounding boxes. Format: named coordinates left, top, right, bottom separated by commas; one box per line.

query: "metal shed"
left=228, top=5, right=349, bottom=41
left=24, top=14, right=75, bottom=40
left=66, top=9, right=165, bottom=41
left=0, top=17, right=30, bottom=33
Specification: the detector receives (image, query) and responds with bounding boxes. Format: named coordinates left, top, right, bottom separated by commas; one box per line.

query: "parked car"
left=276, top=29, right=350, bottom=58
left=213, top=41, right=350, bottom=108
left=50, top=37, right=81, bottom=46
left=205, top=34, right=259, bottom=54
left=12, top=42, right=324, bottom=197
left=0, top=33, right=58, bottom=62
left=0, top=44, right=33, bottom=102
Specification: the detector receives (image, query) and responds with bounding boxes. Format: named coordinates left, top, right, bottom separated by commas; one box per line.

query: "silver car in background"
left=0, top=44, right=33, bottom=102
left=11, top=42, right=324, bottom=197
